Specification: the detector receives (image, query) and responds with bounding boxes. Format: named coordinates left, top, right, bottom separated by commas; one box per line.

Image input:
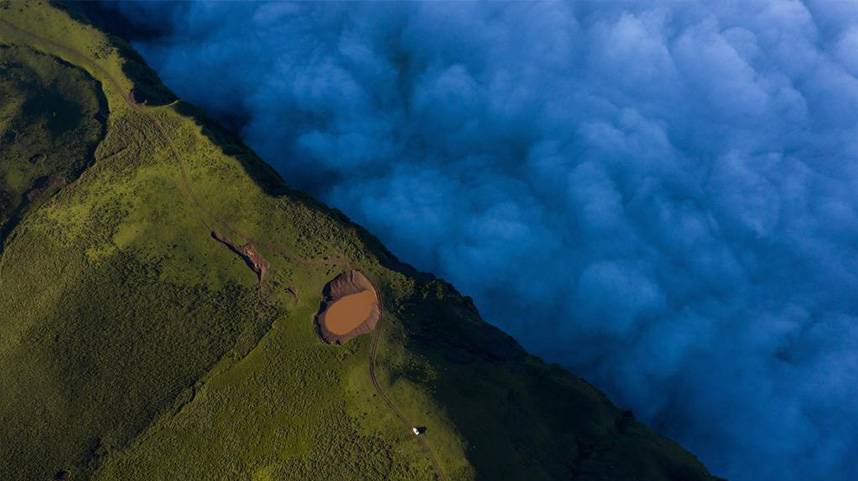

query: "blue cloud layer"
left=108, top=1, right=858, bottom=479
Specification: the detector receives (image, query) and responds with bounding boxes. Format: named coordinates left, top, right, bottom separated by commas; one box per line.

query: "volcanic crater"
left=315, top=270, right=380, bottom=344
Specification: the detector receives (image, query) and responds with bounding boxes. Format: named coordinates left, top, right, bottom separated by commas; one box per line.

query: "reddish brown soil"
left=325, top=290, right=376, bottom=334
left=315, top=270, right=380, bottom=344
left=211, top=230, right=269, bottom=282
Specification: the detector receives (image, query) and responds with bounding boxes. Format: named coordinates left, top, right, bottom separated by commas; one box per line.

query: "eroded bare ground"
left=211, top=230, right=270, bottom=283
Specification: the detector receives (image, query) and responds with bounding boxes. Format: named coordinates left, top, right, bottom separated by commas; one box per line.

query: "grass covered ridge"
left=0, top=2, right=719, bottom=481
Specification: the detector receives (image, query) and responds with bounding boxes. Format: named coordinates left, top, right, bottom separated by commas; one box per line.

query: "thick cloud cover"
left=107, top=1, right=858, bottom=479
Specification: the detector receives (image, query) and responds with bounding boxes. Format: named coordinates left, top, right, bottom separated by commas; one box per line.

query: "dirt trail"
left=369, top=293, right=450, bottom=481
left=1, top=21, right=449, bottom=481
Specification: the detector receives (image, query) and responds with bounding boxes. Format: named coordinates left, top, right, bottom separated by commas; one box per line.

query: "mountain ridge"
left=0, top=2, right=721, bottom=480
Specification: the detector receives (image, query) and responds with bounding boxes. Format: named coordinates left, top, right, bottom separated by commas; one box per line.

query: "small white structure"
left=412, top=426, right=424, bottom=436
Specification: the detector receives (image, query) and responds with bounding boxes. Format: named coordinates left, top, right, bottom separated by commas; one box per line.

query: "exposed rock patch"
left=315, top=270, right=380, bottom=344
left=25, top=175, right=66, bottom=201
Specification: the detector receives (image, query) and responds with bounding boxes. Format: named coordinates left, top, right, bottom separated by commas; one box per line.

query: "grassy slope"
left=0, top=43, right=105, bottom=243
left=0, top=2, right=718, bottom=481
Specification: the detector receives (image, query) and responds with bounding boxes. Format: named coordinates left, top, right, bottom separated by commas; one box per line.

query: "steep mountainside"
left=0, top=2, right=719, bottom=480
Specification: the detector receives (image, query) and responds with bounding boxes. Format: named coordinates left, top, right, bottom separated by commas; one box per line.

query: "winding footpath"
left=369, top=292, right=450, bottom=481
left=0, top=18, right=449, bottom=481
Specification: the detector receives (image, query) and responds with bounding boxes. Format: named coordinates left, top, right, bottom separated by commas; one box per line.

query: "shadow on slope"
left=394, top=278, right=718, bottom=481
left=0, top=44, right=107, bottom=252
left=54, top=0, right=175, bottom=107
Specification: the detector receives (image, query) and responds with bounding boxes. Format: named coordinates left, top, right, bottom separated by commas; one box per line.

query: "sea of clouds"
left=106, top=1, right=858, bottom=479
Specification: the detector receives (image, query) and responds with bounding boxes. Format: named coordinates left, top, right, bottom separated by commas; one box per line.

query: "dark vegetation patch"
left=391, top=278, right=713, bottom=481
left=0, top=44, right=106, bottom=249
left=55, top=0, right=181, bottom=45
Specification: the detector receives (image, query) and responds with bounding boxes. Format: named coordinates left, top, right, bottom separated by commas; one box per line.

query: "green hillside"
left=0, top=2, right=719, bottom=481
